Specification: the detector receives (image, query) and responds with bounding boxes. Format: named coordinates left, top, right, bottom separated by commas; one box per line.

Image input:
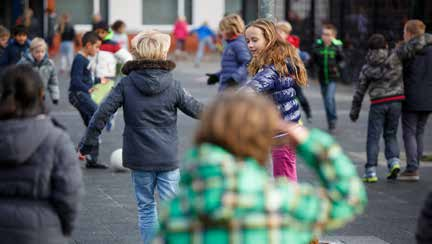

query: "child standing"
left=0, top=25, right=30, bottom=68
left=160, top=92, right=367, bottom=244
left=18, top=38, right=60, bottom=105
left=0, top=26, right=10, bottom=62
left=57, top=13, right=76, bottom=72
left=276, top=21, right=313, bottom=122
left=206, top=14, right=251, bottom=91
left=311, top=24, right=345, bottom=132
left=243, top=19, right=307, bottom=181
left=68, top=31, right=107, bottom=169
left=111, top=20, right=129, bottom=50
left=172, top=16, right=188, bottom=58
left=78, top=30, right=203, bottom=243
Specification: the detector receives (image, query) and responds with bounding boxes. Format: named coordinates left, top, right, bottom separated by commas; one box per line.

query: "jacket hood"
left=122, top=60, right=176, bottom=95
left=0, top=116, right=51, bottom=165
left=413, top=33, right=432, bottom=54
left=366, top=49, right=388, bottom=66
left=22, top=51, right=49, bottom=66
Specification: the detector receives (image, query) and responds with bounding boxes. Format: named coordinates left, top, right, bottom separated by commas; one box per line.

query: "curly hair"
left=195, top=91, right=280, bottom=165
left=246, top=19, right=307, bottom=86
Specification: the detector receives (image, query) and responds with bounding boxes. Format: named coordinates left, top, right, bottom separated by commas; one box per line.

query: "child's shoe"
left=387, top=158, right=401, bottom=180
left=363, top=167, right=378, bottom=183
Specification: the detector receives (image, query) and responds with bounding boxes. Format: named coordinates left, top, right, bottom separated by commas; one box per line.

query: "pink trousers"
left=271, top=145, right=297, bottom=182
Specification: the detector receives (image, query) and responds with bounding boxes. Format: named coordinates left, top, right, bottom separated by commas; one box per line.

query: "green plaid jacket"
left=160, top=129, right=367, bottom=244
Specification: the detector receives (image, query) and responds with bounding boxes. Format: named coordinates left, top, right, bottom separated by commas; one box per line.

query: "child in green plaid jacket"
left=159, top=92, right=367, bottom=244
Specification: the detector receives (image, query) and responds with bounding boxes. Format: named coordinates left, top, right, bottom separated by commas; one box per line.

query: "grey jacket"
left=0, top=116, right=83, bottom=244
left=18, top=52, right=60, bottom=102
left=80, top=60, right=203, bottom=171
left=350, top=34, right=432, bottom=119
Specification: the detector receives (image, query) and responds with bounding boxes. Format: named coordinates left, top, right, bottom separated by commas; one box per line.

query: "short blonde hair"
left=219, top=14, right=245, bottom=38
left=131, top=30, right=171, bottom=60
left=30, top=37, right=47, bottom=51
left=276, top=21, right=292, bottom=34
left=405, top=19, right=426, bottom=37
left=195, top=91, right=280, bottom=165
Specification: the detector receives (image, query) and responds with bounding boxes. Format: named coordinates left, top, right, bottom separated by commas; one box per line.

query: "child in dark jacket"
left=0, top=25, right=30, bottom=69
left=79, top=30, right=203, bottom=243
left=68, top=31, right=106, bottom=169
left=206, top=14, right=251, bottom=91
left=311, top=24, right=345, bottom=131
left=243, top=19, right=308, bottom=182
left=350, top=33, right=432, bottom=182
left=0, top=26, right=10, bottom=62
left=0, top=65, right=83, bottom=244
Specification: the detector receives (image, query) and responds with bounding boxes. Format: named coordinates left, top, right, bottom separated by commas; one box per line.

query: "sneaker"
left=398, top=170, right=419, bottom=181
left=363, top=167, right=378, bottom=183
left=86, top=162, right=109, bottom=169
left=387, top=161, right=400, bottom=180
left=328, top=121, right=336, bottom=133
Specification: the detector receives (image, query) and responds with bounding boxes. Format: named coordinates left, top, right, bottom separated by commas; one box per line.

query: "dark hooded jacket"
left=80, top=60, right=203, bottom=171
left=397, top=33, right=432, bottom=112
left=0, top=116, right=83, bottom=244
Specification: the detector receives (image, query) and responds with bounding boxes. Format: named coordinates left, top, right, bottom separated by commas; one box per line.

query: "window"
left=142, top=0, right=178, bottom=25
left=56, top=0, right=93, bottom=24
left=225, top=0, right=242, bottom=15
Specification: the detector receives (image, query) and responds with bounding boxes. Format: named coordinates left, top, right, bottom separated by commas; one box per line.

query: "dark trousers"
left=365, top=102, right=401, bottom=169
left=402, top=110, right=431, bottom=172
left=69, top=91, right=99, bottom=163
left=293, top=83, right=312, bottom=118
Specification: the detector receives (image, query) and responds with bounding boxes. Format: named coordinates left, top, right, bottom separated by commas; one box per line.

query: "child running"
left=78, top=30, right=203, bottom=243
left=160, top=91, right=367, bottom=244
left=243, top=19, right=307, bottom=181
left=206, top=14, right=251, bottom=91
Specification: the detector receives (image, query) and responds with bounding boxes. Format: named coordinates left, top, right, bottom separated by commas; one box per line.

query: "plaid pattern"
left=160, top=129, right=367, bottom=244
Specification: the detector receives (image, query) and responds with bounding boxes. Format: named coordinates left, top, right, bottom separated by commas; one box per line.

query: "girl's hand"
left=273, top=120, right=309, bottom=147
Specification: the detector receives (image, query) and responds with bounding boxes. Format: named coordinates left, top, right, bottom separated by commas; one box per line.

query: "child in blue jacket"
left=206, top=14, right=251, bottom=92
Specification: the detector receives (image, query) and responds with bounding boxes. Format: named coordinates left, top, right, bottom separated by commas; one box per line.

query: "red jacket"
left=287, top=35, right=300, bottom=48
left=173, top=20, right=188, bottom=40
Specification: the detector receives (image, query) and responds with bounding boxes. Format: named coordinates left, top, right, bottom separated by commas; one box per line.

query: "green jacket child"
left=312, top=37, right=345, bottom=84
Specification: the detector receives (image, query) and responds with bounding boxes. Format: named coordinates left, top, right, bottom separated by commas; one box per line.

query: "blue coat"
left=191, top=25, right=215, bottom=41
left=243, top=60, right=301, bottom=122
left=0, top=39, right=30, bottom=67
left=217, top=35, right=251, bottom=91
left=80, top=60, right=203, bottom=171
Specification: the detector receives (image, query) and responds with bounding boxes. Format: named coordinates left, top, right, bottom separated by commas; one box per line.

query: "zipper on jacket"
left=323, top=46, right=329, bottom=83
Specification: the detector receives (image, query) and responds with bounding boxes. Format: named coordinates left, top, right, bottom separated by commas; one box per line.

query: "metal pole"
left=259, top=0, right=275, bottom=20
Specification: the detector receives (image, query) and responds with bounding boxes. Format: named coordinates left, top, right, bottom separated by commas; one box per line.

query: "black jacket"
left=311, top=38, right=345, bottom=84
left=398, top=33, right=432, bottom=112
left=0, top=116, right=83, bottom=244
left=417, top=192, right=432, bottom=244
left=80, top=60, right=203, bottom=171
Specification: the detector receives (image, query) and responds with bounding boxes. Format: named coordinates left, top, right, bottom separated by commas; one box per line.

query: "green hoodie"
left=312, top=38, right=345, bottom=84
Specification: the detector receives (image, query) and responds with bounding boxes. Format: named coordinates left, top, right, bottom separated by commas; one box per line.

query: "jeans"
left=60, top=41, right=74, bottom=71
left=402, top=110, right=431, bottom=172
left=69, top=91, right=99, bottom=162
left=272, top=145, right=297, bottom=182
left=365, top=102, right=401, bottom=169
left=293, top=83, right=312, bottom=118
left=319, top=81, right=337, bottom=126
left=131, top=169, right=180, bottom=244
left=195, top=36, right=216, bottom=65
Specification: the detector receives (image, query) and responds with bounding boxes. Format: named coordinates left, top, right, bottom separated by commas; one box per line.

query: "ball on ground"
left=110, top=148, right=129, bottom=172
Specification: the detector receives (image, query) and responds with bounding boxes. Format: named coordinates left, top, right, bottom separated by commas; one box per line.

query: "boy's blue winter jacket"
left=243, top=60, right=301, bottom=122
left=217, top=35, right=251, bottom=91
left=0, top=39, right=31, bottom=67
left=191, top=25, right=215, bottom=41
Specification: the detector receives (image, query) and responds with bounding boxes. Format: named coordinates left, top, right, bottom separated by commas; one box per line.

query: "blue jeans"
left=131, top=169, right=180, bottom=244
left=319, top=81, right=337, bottom=126
left=60, top=41, right=74, bottom=70
left=195, top=36, right=216, bottom=65
left=365, top=102, right=401, bottom=169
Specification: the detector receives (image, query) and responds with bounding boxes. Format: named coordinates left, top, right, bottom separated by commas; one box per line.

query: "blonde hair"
left=131, top=30, right=171, bottom=60
left=195, top=91, right=280, bottom=165
left=0, top=25, right=10, bottom=38
left=276, top=21, right=292, bottom=35
left=219, top=14, right=245, bottom=38
left=30, top=37, right=47, bottom=51
left=405, top=19, right=426, bottom=37
left=246, top=19, right=307, bottom=86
